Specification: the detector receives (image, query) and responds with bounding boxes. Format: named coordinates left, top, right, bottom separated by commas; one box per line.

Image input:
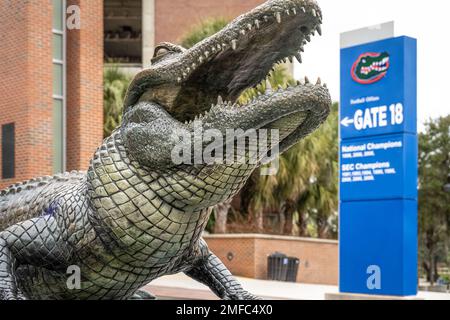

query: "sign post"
left=339, top=35, right=418, bottom=296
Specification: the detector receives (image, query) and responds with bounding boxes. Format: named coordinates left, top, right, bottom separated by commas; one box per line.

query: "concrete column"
left=142, top=0, right=155, bottom=68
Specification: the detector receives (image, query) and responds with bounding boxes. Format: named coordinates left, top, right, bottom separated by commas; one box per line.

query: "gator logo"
left=351, top=52, right=390, bottom=84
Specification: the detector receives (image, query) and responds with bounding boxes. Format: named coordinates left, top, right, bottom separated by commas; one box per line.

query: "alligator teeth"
left=295, top=53, right=302, bottom=63
left=277, top=85, right=283, bottom=91
left=312, top=9, right=317, bottom=17
left=301, top=7, right=306, bottom=13
left=182, top=72, right=187, bottom=78
left=292, top=8, right=297, bottom=15
left=265, top=79, right=273, bottom=91
left=275, top=12, right=281, bottom=23
left=316, top=77, right=321, bottom=85
left=305, top=35, right=311, bottom=42
left=198, top=56, right=204, bottom=63
left=204, top=51, right=209, bottom=58
left=316, top=26, right=322, bottom=36
left=177, top=77, right=182, bottom=83
left=217, top=95, right=223, bottom=105
left=263, top=15, right=269, bottom=22
left=304, top=76, right=310, bottom=84
left=231, top=39, right=237, bottom=50
left=323, top=83, right=328, bottom=88
left=299, top=47, right=304, bottom=52
left=192, top=63, right=196, bottom=69
left=286, top=10, right=290, bottom=15
left=240, top=29, right=246, bottom=35
left=288, top=56, right=293, bottom=63
left=247, top=23, right=252, bottom=31
left=186, top=67, right=191, bottom=73
left=217, top=44, right=222, bottom=50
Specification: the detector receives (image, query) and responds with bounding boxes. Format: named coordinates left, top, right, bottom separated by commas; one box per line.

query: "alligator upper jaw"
left=125, top=0, right=324, bottom=123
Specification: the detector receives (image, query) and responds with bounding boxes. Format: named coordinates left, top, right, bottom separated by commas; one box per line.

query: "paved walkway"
left=145, top=273, right=450, bottom=300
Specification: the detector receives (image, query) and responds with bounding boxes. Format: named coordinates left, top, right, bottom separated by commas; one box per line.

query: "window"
left=2, top=123, right=15, bottom=179
left=104, top=0, right=142, bottom=64
left=52, top=0, right=66, bottom=174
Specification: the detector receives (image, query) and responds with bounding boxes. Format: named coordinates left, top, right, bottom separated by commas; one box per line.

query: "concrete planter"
left=204, top=234, right=338, bottom=285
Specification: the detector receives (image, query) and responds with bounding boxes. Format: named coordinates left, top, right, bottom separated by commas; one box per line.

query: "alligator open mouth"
left=123, top=0, right=331, bottom=153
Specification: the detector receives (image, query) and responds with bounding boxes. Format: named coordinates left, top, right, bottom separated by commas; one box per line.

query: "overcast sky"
left=293, top=0, right=450, bottom=131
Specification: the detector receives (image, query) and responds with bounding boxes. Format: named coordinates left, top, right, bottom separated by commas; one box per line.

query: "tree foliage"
left=418, top=115, right=450, bottom=283
left=103, top=66, right=132, bottom=138
left=180, top=18, right=229, bottom=49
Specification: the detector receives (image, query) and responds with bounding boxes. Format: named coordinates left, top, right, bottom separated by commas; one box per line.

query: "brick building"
left=104, top=0, right=265, bottom=69
left=0, top=0, right=103, bottom=189
left=0, top=0, right=267, bottom=189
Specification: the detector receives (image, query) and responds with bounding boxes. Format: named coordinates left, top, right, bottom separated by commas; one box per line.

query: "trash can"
left=267, top=252, right=289, bottom=281
left=285, top=257, right=300, bottom=282
left=267, top=253, right=300, bottom=282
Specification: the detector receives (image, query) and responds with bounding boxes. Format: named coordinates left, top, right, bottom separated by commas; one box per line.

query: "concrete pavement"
left=144, top=273, right=450, bottom=300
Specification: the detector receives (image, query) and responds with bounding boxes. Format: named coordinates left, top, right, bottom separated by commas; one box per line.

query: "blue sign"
left=339, top=36, right=418, bottom=296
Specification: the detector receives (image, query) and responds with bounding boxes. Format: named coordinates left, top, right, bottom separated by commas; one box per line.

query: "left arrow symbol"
left=341, top=117, right=354, bottom=127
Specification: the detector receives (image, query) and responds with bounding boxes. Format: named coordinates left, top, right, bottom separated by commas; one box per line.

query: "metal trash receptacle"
left=285, top=257, right=300, bottom=282
left=267, top=252, right=289, bottom=281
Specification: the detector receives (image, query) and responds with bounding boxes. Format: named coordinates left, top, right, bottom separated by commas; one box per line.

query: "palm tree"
left=240, top=103, right=338, bottom=237
left=239, top=67, right=304, bottom=234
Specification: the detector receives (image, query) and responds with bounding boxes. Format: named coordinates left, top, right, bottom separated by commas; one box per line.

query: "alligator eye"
left=151, top=46, right=173, bottom=64
left=154, top=47, right=170, bottom=58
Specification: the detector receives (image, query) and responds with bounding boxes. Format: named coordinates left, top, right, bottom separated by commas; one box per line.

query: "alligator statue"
left=0, top=0, right=330, bottom=300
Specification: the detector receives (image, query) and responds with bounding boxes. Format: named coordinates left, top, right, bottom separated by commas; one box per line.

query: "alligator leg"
left=0, top=237, right=24, bottom=300
left=185, top=240, right=260, bottom=300
left=0, top=216, right=72, bottom=300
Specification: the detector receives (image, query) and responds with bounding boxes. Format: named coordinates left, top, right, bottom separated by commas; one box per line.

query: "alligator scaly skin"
left=0, top=131, right=256, bottom=299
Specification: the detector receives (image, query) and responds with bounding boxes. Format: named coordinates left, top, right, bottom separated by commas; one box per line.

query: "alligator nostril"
left=300, top=26, right=309, bottom=34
